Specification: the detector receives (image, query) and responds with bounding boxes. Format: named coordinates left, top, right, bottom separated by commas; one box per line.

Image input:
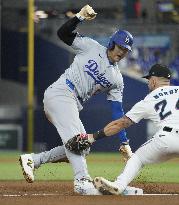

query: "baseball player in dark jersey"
left=19, top=5, right=136, bottom=195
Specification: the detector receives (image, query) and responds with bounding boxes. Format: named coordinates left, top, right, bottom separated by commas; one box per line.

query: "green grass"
left=0, top=152, right=178, bottom=183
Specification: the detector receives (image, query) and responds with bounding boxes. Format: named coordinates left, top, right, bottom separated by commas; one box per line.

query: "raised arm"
left=57, top=5, right=97, bottom=46
left=57, top=17, right=80, bottom=46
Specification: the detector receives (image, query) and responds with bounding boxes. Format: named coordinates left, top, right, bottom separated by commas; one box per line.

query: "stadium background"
left=1, top=0, right=179, bottom=153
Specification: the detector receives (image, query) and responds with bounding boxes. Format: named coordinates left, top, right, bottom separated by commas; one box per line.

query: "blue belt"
left=66, top=79, right=75, bottom=90
left=66, top=79, right=83, bottom=104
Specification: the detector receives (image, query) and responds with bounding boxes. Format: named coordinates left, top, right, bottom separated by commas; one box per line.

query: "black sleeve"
left=57, top=17, right=82, bottom=46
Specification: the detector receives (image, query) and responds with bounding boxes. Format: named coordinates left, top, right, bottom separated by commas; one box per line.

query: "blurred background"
left=1, top=0, right=179, bottom=154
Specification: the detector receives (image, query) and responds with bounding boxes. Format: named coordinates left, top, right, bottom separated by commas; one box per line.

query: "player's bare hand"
left=119, top=144, right=133, bottom=162
left=76, top=5, right=97, bottom=20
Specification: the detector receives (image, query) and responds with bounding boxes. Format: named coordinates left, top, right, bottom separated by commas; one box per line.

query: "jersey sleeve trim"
left=125, top=115, right=137, bottom=124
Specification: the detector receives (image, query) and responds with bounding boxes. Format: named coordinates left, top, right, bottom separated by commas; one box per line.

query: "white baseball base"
left=122, top=186, right=143, bottom=195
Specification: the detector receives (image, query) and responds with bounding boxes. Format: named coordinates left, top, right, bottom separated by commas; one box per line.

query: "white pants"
left=43, top=87, right=85, bottom=143
left=116, top=127, right=179, bottom=191
left=136, top=127, right=179, bottom=164
left=41, top=85, right=90, bottom=180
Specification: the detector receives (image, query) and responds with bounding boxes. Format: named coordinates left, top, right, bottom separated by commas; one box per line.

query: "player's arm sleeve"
left=57, top=16, right=99, bottom=52
left=57, top=16, right=81, bottom=46
left=109, top=100, right=129, bottom=144
left=125, top=100, right=148, bottom=123
left=107, top=72, right=124, bottom=102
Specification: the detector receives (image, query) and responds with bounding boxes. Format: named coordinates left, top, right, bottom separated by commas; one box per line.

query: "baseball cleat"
left=74, top=177, right=102, bottom=195
left=94, top=177, right=144, bottom=195
left=19, top=154, right=35, bottom=183
left=94, top=177, right=122, bottom=195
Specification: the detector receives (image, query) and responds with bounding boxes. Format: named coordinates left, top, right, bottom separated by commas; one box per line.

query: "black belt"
left=163, top=126, right=172, bottom=132
left=163, top=126, right=179, bottom=133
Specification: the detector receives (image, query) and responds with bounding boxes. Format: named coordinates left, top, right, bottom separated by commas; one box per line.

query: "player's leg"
left=44, top=95, right=100, bottom=195
left=94, top=136, right=160, bottom=194
left=94, top=153, right=143, bottom=195
left=94, top=128, right=178, bottom=195
left=107, top=137, right=160, bottom=192
left=135, top=128, right=179, bottom=164
left=19, top=142, right=68, bottom=183
left=71, top=118, right=97, bottom=194
left=19, top=92, right=67, bottom=182
left=32, top=145, right=68, bottom=168
left=19, top=96, right=85, bottom=183
left=116, top=128, right=179, bottom=190
left=19, top=102, right=72, bottom=181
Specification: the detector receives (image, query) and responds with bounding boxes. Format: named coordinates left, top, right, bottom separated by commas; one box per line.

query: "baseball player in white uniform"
left=19, top=5, right=135, bottom=195
left=81, top=64, right=179, bottom=195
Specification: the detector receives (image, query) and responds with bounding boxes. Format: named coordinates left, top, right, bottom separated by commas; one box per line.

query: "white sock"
left=116, top=153, right=144, bottom=191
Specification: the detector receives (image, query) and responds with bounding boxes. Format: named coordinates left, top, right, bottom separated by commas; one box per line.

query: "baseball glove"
left=65, top=134, right=92, bottom=155
left=76, top=5, right=97, bottom=21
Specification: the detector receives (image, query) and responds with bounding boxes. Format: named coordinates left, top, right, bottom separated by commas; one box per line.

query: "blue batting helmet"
left=108, top=30, right=133, bottom=51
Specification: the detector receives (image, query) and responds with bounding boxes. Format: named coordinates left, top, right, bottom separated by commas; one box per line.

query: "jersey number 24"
left=155, top=98, right=179, bottom=120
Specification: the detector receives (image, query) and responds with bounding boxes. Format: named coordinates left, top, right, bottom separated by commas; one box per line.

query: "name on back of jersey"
left=153, top=88, right=178, bottom=99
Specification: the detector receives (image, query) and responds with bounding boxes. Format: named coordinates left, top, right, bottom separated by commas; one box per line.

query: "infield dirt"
left=0, top=181, right=179, bottom=205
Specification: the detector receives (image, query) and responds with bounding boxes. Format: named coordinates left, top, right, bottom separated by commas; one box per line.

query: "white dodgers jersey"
left=126, top=86, right=179, bottom=129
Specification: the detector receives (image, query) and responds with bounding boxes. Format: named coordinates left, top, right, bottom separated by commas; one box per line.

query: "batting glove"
left=76, top=4, right=97, bottom=21
left=119, top=142, right=133, bottom=162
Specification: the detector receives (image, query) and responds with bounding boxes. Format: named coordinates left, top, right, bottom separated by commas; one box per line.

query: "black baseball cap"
left=142, top=64, right=171, bottom=79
